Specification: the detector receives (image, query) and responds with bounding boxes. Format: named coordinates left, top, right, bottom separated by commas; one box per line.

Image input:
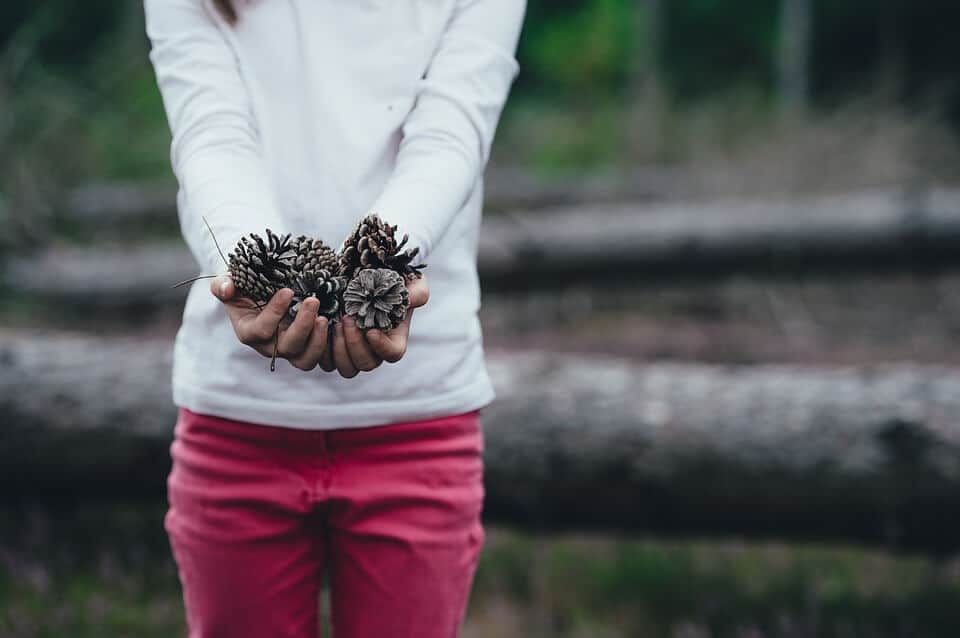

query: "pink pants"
left=165, top=408, right=486, bottom=638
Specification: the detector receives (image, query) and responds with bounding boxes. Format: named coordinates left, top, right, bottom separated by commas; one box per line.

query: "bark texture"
left=3, top=333, right=960, bottom=551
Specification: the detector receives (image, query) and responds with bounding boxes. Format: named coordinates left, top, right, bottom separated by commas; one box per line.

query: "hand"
left=210, top=275, right=330, bottom=371
left=330, top=274, right=430, bottom=378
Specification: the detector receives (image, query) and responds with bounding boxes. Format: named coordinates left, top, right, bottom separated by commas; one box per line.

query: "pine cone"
left=291, top=235, right=339, bottom=278
left=228, top=229, right=296, bottom=304
left=338, top=214, right=425, bottom=280
left=288, top=269, right=346, bottom=321
left=343, top=268, right=409, bottom=330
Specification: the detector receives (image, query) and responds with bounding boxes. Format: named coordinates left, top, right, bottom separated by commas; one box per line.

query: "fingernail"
left=343, top=315, right=354, bottom=327
left=219, top=280, right=230, bottom=298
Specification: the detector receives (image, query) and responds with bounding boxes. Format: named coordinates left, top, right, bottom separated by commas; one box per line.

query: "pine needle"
left=171, top=274, right=219, bottom=289
left=203, top=215, right=230, bottom=267
left=270, top=329, right=279, bottom=372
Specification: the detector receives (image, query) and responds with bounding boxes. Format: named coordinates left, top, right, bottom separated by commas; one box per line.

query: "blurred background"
left=4, top=1, right=960, bottom=636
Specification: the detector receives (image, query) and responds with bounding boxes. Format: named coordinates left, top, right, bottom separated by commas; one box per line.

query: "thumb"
left=210, top=275, right=235, bottom=302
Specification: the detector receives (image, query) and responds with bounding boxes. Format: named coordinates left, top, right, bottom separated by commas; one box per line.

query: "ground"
left=3, top=504, right=960, bottom=638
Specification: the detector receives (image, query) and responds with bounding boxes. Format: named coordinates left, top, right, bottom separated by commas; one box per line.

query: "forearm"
left=370, top=0, right=526, bottom=261
left=175, top=143, right=284, bottom=272
left=145, top=0, right=284, bottom=272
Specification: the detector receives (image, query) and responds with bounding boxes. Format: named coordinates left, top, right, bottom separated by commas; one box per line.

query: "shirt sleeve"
left=144, top=0, right=286, bottom=273
left=368, top=0, right=526, bottom=263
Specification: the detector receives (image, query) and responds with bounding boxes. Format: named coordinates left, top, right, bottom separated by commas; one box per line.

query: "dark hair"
left=213, top=0, right=237, bottom=24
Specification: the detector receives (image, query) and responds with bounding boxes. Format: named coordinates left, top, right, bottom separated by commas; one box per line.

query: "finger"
left=319, top=333, right=336, bottom=372
left=210, top=275, right=235, bottom=302
left=407, top=275, right=429, bottom=308
left=366, top=316, right=410, bottom=363
left=289, top=317, right=330, bottom=371
left=238, top=288, right=294, bottom=344
left=251, top=342, right=277, bottom=358
left=223, top=300, right=260, bottom=334
left=342, top=316, right=382, bottom=372
left=332, top=321, right=359, bottom=378
left=221, top=296, right=268, bottom=346
left=212, top=277, right=260, bottom=312
left=277, top=298, right=319, bottom=358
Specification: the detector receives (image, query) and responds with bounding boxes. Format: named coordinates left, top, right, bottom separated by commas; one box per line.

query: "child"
left=144, top=0, right=524, bottom=635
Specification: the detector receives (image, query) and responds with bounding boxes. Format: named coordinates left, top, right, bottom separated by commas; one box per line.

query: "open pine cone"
left=339, top=214, right=425, bottom=280
left=228, top=229, right=296, bottom=304
left=288, top=269, right=346, bottom=321
left=343, top=268, right=409, bottom=330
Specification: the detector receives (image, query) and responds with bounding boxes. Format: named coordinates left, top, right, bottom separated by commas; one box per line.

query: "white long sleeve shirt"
left=145, top=0, right=524, bottom=429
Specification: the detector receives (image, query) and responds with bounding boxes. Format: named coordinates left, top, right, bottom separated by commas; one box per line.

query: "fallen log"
left=3, top=333, right=960, bottom=551
left=61, top=168, right=679, bottom=227
left=65, top=180, right=178, bottom=228
left=9, top=188, right=960, bottom=306
left=3, top=242, right=192, bottom=306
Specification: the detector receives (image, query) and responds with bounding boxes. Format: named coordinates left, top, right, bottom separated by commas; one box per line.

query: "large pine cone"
left=338, top=214, right=425, bottom=280
left=343, top=268, right=409, bottom=330
left=288, top=269, right=346, bottom=321
left=228, top=229, right=295, bottom=304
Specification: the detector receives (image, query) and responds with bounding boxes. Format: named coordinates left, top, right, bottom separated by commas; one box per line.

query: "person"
left=143, top=0, right=525, bottom=636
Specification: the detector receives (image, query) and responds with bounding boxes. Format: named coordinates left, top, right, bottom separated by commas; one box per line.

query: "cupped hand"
left=210, top=275, right=330, bottom=371
left=330, top=274, right=430, bottom=378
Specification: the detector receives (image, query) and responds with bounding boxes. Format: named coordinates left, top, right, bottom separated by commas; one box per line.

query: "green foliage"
left=516, top=0, right=781, bottom=102
left=0, top=0, right=125, bottom=68
left=0, top=3, right=169, bottom=253
left=3, top=0, right=960, bottom=186
left=516, top=0, right=960, bottom=114
left=661, top=0, right=779, bottom=98
left=521, top=0, right=634, bottom=99
left=0, top=4, right=168, bottom=203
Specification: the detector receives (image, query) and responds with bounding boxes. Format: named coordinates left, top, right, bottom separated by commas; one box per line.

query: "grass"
left=0, top=506, right=181, bottom=638
left=470, top=530, right=960, bottom=638
left=3, top=504, right=960, bottom=638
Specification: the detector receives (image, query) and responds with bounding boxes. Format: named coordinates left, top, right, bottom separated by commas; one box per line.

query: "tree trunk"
left=778, top=0, right=812, bottom=113
left=630, top=0, right=662, bottom=97
left=4, top=333, right=960, bottom=551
